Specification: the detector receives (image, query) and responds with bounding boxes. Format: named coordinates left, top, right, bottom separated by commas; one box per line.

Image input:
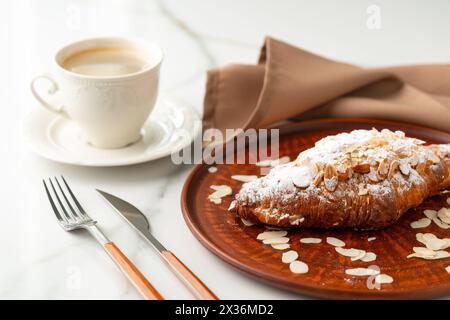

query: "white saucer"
left=23, top=98, right=201, bottom=167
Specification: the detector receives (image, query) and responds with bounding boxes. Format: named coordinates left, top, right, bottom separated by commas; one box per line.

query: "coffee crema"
left=61, top=48, right=149, bottom=77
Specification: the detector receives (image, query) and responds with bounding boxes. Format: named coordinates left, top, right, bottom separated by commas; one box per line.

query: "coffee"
left=61, top=48, right=149, bottom=77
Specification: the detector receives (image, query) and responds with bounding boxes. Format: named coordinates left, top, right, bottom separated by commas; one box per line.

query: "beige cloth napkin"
left=203, top=37, right=450, bottom=135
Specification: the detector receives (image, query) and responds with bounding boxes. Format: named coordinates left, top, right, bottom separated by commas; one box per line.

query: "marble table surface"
left=1, top=0, right=449, bottom=299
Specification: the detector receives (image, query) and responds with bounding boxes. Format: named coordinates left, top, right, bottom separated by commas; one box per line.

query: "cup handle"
left=31, top=74, right=67, bottom=116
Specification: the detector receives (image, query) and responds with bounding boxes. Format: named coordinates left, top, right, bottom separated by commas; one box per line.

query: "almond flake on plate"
left=368, top=237, right=376, bottom=242
left=447, top=198, right=450, bottom=206
left=271, top=243, right=290, bottom=250
left=208, top=185, right=232, bottom=201
left=262, top=237, right=290, bottom=245
left=375, top=274, right=394, bottom=284
left=425, top=238, right=449, bottom=251
left=300, top=237, right=322, bottom=244
left=326, top=237, right=345, bottom=247
left=282, top=250, right=299, bottom=264
left=231, top=175, right=258, bottom=183
left=209, top=198, right=222, bottom=204
left=432, top=217, right=450, bottom=229
left=446, top=265, right=450, bottom=274
left=336, top=247, right=364, bottom=258
left=423, top=209, right=437, bottom=220
left=361, top=252, right=377, bottom=262
left=289, top=261, right=309, bottom=274
left=410, top=217, right=431, bottom=229
left=345, top=267, right=380, bottom=276
left=208, top=166, right=218, bottom=173
left=350, top=250, right=367, bottom=261
left=437, top=207, right=450, bottom=224
left=257, top=231, right=288, bottom=240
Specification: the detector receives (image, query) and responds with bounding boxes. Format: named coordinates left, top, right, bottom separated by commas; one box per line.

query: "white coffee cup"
left=31, top=37, right=163, bottom=149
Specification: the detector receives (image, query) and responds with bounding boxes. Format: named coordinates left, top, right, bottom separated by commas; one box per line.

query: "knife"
left=97, top=189, right=219, bottom=300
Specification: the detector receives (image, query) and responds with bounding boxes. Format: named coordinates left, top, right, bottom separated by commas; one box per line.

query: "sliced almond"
left=423, top=209, right=437, bottom=220
left=292, top=166, right=312, bottom=188
left=271, top=243, right=290, bottom=250
left=257, top=231, right=288, bottom=240
left=326, top=237, right=345, bottom=247
left=351, top=250, right=367, bottom=261
left=313, top=172, right=324, bottom=186
left=432, top=217, right=450, bottom=229
left=410, top=218, right=431, bottom=229
left=375, top=274, right=393, bottom=284
left=300, top=237, right=322, bottom=244
left=282, top=250, right=299, bottom=264
left=231, top=175, right=258, bottom=183
left=377, top=158, right=389, bottom=179
left=387, top=160, right=399, bottom=179
left=399, top=160, right=411, bottom=175
left=437, top=207, right=450, bottom=224
left=426, top=238, right=449, bottom=251
left=208, top=166, right=218, bottom=173
left=413, top=247, right=436, bottom=257
left=368, top=237, right=376, bottom=242
left=446, top=265, right=450, bottom=274
left=361, top=252, right=377, bottom=262
left=289, top=261, right=309, bottom=274
left=336, top=247, right=364, bottom=258
left=447, top=198, right=450, bottom=206
left=209, top=198, right=222, bottom=204
left=324, top=164, right=338, bottom=192
left=262, top=237, right=290, bottom=245
left=345, top=267, right=380, bottom=276
left=209, top=185, right=232, bottom=199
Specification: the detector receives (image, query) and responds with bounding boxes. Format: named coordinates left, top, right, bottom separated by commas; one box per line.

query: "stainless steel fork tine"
left=43, top=180, right=64, bottom=223
left=48, top=178, right=71, bottom=222
left=55, top=177, right=80, bottom=220
left=61, top=175, right=88, bottom=218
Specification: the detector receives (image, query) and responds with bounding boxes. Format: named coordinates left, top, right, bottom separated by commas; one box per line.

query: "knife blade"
left=96, top=189, right=219, bottom=300
left=96, top=189, right=166, bottom=252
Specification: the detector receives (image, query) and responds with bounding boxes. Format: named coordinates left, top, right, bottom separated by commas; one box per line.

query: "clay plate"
left=181, top=119, right=450, bottom=299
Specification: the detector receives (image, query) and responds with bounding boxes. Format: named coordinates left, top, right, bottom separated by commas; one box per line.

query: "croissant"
left=229, top=129, right=450, bottom=230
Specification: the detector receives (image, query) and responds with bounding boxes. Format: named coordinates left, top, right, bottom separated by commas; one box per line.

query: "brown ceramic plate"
left=181, top=119, right=450, bottom=299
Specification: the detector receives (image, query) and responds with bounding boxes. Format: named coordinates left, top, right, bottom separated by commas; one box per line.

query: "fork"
left=43, top=176, right=164, bottom=300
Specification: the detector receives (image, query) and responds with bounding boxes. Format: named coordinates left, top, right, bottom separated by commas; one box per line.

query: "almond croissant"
left=229, top=129, right=450, bottom=230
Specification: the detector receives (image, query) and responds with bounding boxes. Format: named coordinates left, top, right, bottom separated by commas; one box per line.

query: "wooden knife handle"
left=104, top=242, right=164, bottom=300
left=162, top=250, right=218, bottom=300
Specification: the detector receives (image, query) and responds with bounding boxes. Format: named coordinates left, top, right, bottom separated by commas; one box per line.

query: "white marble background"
left=0, top=0, right=449, bottom=299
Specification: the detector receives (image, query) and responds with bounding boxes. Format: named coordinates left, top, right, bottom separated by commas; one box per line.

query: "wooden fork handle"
left=162, top=250, right=218, bottom=300
left=104, top=242, right=164, bottom=300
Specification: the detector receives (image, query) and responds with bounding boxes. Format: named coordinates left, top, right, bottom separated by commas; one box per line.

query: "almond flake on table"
left=326, top=237, right=345, bottom=247
left=289, top=261, right=309, bottom=274
left=361, top=252, right=377, bottom=262
left=300, top=237, right=322, bottom=244
left=423, top=209, right=437, bottom=220
left=282, top=250, right=299, bottom=264
left=367, top=237, right=376, bottom=242
left=375, top=274, right=394, bottom=284
left=345, top=267, right=380, bottom=276
left=410, top=217, right=431, bottom=229
left=240, top=218, right=255, bottom=227
left=208, top=166, right=218, bottom=173
left=262, top=237, right=290, bottom=245
left=231, top=175, right=258, bottom=183
left=256, top=230, right=288, bottom=240
left=446, top=265, right=450, bottom=274
left=271, top=243, right=290, bottom=250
